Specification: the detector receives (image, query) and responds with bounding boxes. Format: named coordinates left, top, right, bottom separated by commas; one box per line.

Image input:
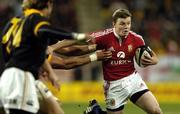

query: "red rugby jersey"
left=90, top=28, right=145, bottom=81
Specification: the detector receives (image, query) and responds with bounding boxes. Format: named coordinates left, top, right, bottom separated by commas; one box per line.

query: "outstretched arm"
left=48, top=50, right=112, bottom=69
left=49, top=40, right=78, bottom=51
left=36, top=25, right=92, bottom=41
left=53, top=44, right=97, bottom=56
left=48, top=39, right=97, bottom=56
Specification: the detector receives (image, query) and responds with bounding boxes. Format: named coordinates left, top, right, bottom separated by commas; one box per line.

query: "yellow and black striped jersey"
left=1, top=9, right=74, bottom=79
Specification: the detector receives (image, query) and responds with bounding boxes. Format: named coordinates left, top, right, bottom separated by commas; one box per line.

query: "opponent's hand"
left=39, top=68, right=60, bottom=90
left=141, top=50, right=158, bottom=67
left=47, top=46, right=54, bottom=55
left=84, top=34, right=94, bottom=42
left=73, top=33, right=93, bottom=42
left=96, top=50, right=112, bottom=61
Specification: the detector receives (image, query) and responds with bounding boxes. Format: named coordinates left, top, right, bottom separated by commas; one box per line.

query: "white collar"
left=113, top=28, right=121, bottom=39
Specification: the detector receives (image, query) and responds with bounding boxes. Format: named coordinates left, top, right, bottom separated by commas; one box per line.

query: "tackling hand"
left=96, top=50, right=112, bottom=61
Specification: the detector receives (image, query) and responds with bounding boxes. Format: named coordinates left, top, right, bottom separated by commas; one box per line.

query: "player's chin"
left=121, top=33, right=129, bottom=38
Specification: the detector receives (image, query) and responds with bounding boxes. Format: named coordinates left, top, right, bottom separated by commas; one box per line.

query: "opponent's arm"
left=41, top=59, right=60, bottom=89
left=36, top=25, right=92, bottom=41
left=50, top=40, right=78, bottom=50
left=48, top=50, right=112, bottom=69
left=53, top=44, right=97, bottom=56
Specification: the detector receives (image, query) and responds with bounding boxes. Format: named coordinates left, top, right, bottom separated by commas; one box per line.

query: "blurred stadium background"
left=0, top=0, right=180, bottom=114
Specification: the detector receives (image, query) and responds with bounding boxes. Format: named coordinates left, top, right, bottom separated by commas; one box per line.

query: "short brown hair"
left=112, top=9, right=132, bottom=23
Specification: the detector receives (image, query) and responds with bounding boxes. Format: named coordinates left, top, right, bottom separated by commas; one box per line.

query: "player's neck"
left=113, top=28, right=122, bottom=39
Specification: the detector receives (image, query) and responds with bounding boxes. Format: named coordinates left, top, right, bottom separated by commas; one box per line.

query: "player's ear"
left=112, top=22, right=115, bottom=26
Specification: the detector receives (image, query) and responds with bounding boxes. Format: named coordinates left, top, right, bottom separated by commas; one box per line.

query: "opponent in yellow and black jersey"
left=0, top=9, right=80, bottom=79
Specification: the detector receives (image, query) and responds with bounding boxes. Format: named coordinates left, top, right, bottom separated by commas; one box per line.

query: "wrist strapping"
left=73, top=33, right=86, bottom=40
left=35, top=80, right=52, bottom=99
left=89, top=52, right=98, bottom=62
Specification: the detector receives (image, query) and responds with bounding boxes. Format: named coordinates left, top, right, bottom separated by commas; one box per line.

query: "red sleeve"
left=88, top=32, right=105, bottom=49
left=136, top=36, right=145, bottom=47
left=88, top=28, right=113, bottom=49
left=133, top=34, right=145, bottom=50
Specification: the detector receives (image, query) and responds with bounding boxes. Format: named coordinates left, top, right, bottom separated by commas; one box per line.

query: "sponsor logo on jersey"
left=110, top=60, right=131, bottom=65
left=117, top=51, right=125, bottom=59
left=109, top=51, right=132, bottom=65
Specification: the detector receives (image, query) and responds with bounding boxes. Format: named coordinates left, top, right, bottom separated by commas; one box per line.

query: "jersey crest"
left=128, top=44, right=133, bottom=52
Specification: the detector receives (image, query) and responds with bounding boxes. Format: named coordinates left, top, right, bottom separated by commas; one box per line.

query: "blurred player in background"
left=86, top=9, right=162, bottom=114
left=0, top=0, right=92, bottom=114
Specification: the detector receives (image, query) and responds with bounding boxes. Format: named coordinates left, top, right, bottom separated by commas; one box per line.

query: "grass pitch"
left=62, top=102, right=180, bottom=114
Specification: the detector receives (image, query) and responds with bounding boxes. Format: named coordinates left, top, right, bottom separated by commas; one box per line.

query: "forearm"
left=55, top=44, right=96, bottom=56
left=63, top=52, right=100, bottom=69
left=44, top=96, right=64, bottom=114
left=50, top=40, right=78, bottom=52
left=41, top=59, right=55, bottom=79
left=51, top=55, right=91, bottom=69
left=49, top=49, right=112, bottom=69
left=49, top=53, right=99, bottom=69
left=64, top=56, right=91, bottom=69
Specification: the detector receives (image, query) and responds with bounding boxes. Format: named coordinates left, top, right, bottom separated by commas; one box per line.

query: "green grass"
left=62, top=102, right=180, bottom=114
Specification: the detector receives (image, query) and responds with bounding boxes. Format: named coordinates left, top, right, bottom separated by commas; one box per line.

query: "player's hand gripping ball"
left=135, top=45, right=152, bottom=67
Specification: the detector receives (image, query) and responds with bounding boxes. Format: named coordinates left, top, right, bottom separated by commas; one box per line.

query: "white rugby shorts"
left=0, top=67, right=39, bottom=113
left=104, top=72, right=148, bottom=110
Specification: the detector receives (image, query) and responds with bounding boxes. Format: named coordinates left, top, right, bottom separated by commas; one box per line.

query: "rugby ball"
left=135, top=45, right=152, bottom=67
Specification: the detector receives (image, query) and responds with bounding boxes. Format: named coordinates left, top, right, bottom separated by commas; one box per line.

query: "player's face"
left=113, top=17, right=131, bottom=38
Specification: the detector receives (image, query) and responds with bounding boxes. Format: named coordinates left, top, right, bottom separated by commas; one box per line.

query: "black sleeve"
left=37, top=25, right=74, bottom=40
left=49, top=38, right=58, bottom=45
left=31, top=14, right=74, bottom=41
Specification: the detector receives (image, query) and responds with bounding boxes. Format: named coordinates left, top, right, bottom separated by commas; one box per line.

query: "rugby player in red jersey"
left=87, top=9, right=162, bottom=114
